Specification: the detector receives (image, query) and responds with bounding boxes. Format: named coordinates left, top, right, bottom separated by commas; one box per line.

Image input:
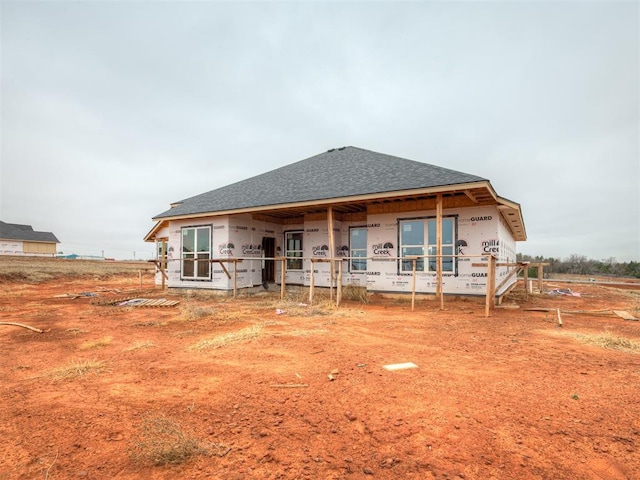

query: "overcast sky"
left=1, top=1, right=638, bottom=261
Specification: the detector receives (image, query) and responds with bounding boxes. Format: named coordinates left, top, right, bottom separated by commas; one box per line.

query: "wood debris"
left=270, top=383, right=309, bottom=388
left=383, top=362, right=418, bottom=371
left=613, top=311, right=637, bottom=321
left=92, top=297, right=180, bottom=308
left=0, top=322, right=44, bottom=333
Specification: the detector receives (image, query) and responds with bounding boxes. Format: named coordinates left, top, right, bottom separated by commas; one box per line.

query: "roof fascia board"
left=144, top=221, right=167, bottom=242
left=496, top=197, right=527, bottom=241
left=1, top=239, right=58, bottom=244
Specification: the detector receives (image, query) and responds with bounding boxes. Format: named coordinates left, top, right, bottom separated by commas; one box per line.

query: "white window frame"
left=349, top=226, right=367, bottom=272
left=181, top=226, right=211, bottom=280
left=284, top=230, right=303, bottom=270
left=399, top=216, right=457, bottom=273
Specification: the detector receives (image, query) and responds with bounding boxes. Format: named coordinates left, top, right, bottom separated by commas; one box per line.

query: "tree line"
left=516, top=253, right=640, bottom=279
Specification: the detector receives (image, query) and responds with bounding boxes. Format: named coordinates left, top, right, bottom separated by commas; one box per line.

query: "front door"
left=262, top=237, right=275, bottom=282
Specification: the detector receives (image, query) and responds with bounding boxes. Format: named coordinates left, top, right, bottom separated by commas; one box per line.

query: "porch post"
left=337, top=259, right=343, bottom=307
left=485, top=255, right=496, bottom=317
left=537, top=264, right=544, bottom=292
left=160, top=239, right=166, bottom=290
left=328, top=206, right=335, bottom=301
left=411, top=258, right=417, bottom=312
left=309, top=259, right=315, bottom=305
left=280, top=258, right=286, bottom=300
left=436, top=193, right=444, bottom=309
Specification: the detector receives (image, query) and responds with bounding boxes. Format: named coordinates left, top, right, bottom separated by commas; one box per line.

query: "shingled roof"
left=154, top=146, right=487, bottom=219
left=0, top=221, right=59, bottom=243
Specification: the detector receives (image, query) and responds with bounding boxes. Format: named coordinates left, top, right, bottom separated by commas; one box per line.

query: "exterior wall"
left=302, top=219, right=342, bottom=287
left=228, top=214, right=281, bottom=288
left=23, top=241, right=57, bottom=255
left=159, top=215, right=284, bottom=290
left=158, top=205, right=520, bottom=296
left=0, top=239, right=57, bottom=256
left=496, top=212, right=518, bottom=295
left=1, top=239, right=24, bottom=255
left=456, top=206, right=513, bottom=295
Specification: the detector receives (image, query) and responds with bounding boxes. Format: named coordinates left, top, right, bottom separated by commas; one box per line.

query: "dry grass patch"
left=79, top=336, right=113, bottom=350
left=66, top=327, right=89, bottom=336
left=190, top=323, right=266, bottom=351
left=129, top=415, right=203, bottom=466
left=179, top=304, right=215, bottom=322
left=128, top=414, right=231, bottom=466
left=563, top=331, right=640, bottom=353
left=0, top=256, right=149, bottom=283
left=125, top=340, right=155, bottom=351
left=342, top=285, right=370, bottom=304
left=48, top=359, right=106, bottom=380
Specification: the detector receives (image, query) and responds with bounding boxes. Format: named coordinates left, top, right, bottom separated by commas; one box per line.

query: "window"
left=399, top=217, right=456, bottom=272
left=182, top=226, right=211, bottom=279
left=350, top=227, right=367, bottom=272
left=284, top=231, right=303, bottom=270
left=157, top=240, right=168, bottom=259
left=400, top=220, right=425, bottom=271
left=427, top=218, right=454, bottom=272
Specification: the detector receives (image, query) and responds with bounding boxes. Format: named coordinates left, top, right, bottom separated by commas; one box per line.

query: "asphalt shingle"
left=0, top=221, right=60, bottom=243
left=154, top=146, right=486, bottom=219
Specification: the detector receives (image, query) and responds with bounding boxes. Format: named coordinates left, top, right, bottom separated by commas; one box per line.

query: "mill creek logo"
left=372, top=242, right=394, bottom=256
left=219, top=242, right=235, bottom=255
left=482, top=239, right=500, bottom=254
left=242, top=244, right=262, bottom=256
left=337, top=245, right=349, bottom=257
left=312, top=245, right=329, bottom=256
left=456, top=239, right=468, bottom=255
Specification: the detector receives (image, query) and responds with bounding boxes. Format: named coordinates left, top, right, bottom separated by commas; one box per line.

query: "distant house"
left=144, top=147, right=526, bottom=297
left=0, top=221, right=60, bottom=256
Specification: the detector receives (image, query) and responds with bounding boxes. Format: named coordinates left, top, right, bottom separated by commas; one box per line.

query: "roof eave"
left=152, top=180, right=494, bottom=223
left=144, top=220, right=169, bottom=243
left=496, top=197, right=527, bottom=241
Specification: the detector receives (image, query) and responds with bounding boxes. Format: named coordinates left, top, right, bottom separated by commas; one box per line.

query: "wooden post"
left=309, top=259, right=315, bottom=305
left=485, top=255, right=496, bottom=317
left=436, top=193, right=443, bottom=310
left=233, top=260, right=238, bottom=298
left=411, top=258, right=417, bottom=312
left=523, top=264, right=529, bottom=301
left=280, top=258, right=286, bottom=300
left=327, top=206, right=335, bottom=301
left=160, top=240, right=166, bottom=290
left=336, top=260, right=343, bottom=307
left=538, top=264, right=544, bottom=293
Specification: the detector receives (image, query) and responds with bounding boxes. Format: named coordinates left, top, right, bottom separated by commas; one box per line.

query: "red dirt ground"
left=1, top=274, right=640, bottom=480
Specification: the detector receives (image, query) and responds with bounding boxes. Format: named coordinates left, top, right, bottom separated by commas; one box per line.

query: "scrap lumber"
left=383, top=362, right=418, bottom=371
left=524, top=308, right=614, bottom=316
left=270, top=383, right=309, bottom=388
left=613, top=311, right=638, bottom=321
left=91, top=297, right=180, bottom=308
left=0, top=322, right=44, bottom=333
